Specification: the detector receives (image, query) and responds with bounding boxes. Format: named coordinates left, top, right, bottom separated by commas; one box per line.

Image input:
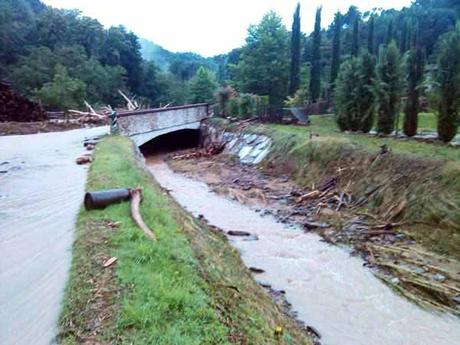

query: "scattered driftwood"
left=118, top=89, right=139, bottom=110
left=103, top=257, right=118, bottom=268
left=68, top=101, right=107, bottom=124
left=130, top=188, right=156, bottom=241
left=172, top=142, right=226, bottom=160
left=227, top=230, right=252, bottom=237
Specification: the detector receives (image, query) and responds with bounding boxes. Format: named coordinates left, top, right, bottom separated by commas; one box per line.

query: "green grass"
left=60, top=136, right=312, bottom=345
left=264, top=114, right=460, bottom=161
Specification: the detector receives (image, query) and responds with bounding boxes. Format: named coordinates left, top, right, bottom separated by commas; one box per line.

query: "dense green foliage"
left=330, top=12, right=342, bottom=86
left=374, top=42, right=405, bottom=134
left=351, top=18, right=360, bottom=57
left=403, top=28, right=424, bottom=137
left=335, top=52, right=375, bottom=132
left=309, top=7, right=322, bottom=102
left=2, top=0, right=460, bottom=141
left=0, top=0, right=216, bottom=110
left=436, top=25, right=460, bottom=142
left=189, top=67, right=217, bottom=103
left=290, top=3, right=301, bottom=95
left=231, top=12, right=289, bottom=107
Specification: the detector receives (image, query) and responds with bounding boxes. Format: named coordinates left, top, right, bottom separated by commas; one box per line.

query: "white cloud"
left=42, top=0, right=411, bottom=56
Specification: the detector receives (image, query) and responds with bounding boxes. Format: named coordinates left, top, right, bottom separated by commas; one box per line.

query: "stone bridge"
left=117, top=103, right=210, bottom=146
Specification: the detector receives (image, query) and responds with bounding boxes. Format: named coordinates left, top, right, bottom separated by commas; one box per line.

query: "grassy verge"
left=59, top=136, right=312, bottom=345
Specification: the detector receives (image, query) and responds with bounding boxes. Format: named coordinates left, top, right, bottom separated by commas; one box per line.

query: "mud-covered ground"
left=168, top=152, right=460, bottom=316
left=0, top=120, right=102, bottom=135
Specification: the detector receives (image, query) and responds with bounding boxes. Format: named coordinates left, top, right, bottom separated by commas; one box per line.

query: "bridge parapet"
left=117, top=103, right=210, bottom=146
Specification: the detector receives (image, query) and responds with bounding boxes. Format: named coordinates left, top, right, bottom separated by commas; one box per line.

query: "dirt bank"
left=0, top=120, right=102, bottom=136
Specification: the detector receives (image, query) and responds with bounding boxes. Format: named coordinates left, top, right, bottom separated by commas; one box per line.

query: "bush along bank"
left=59, top=136, right=313, bottom=345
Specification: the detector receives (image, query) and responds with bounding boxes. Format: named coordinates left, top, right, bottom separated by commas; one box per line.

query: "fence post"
left=110, top=110, right=119, bottom=134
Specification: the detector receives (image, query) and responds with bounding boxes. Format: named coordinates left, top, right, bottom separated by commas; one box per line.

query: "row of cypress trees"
left=334, top=18, right=460, bottom=142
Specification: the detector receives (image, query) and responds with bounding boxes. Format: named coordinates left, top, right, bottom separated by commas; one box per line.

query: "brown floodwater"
left=146, top=156, right=460, bottom=345
left=0, top=127, right=108, bottom=345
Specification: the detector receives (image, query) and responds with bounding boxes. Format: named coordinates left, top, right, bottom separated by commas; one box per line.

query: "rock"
left=414, top=267, right=426, bottom=274
left=452, top=295, right=460, bottom=304
left=227, top=230, right=252, bottom=237
left=85, top=144, right=95, bottom=151
left=303, top=221, right=329, bottom=230
left=76, top=155, right=92, bottom=165
left=432, top=274, right=446, bottom=282
left=391, top=277, right=400, bottom=285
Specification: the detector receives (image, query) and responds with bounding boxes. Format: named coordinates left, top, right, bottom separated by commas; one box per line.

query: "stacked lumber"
left=0, top=82, right=46, bottom=122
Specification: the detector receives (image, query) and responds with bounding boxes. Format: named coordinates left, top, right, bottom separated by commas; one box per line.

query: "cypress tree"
left=335, top=53, right=375, bottom=132
left=335, top=58, right=359, bottom=131
left=290, top=3, right=301, bottom=95
left=368, top=15, right=375, bottom=54
left=309, top=7, right=322, bottom=102
left=358, top=52, right=376, bottom=133
left=330, top=12, right=342, bottom=86
left=436, top=25, right=460, bottom=142
left=400, top=21, right=408, bottom=52
left=386, top=21, right=394, bottom=45
left=374, top=41, right=404, bottom=135
left=403, top=25, right=424, bottom=137
left=351, top=17, right=359, bottom=57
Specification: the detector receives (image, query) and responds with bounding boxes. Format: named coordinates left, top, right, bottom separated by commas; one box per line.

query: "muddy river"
left=0, top=127, right=107, bottom=345
left=147, top=156, right=460, bottom=345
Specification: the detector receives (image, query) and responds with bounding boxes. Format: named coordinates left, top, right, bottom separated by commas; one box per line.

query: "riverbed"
left=147, top=156, right=460, bottom=345
left=0, top=127, right=107, bottom=345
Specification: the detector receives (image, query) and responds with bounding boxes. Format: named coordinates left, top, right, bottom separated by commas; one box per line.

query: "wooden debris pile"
left=172, top=141, right=226, bottom=160
left=68, top=101, right=108, bottom=125
left=0, top=82, right=46, bottom=122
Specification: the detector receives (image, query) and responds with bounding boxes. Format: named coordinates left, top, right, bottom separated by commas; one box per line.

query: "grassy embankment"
left=243, top=113, right=459, bottom=258
left=59, top=136, right=312, bottom=345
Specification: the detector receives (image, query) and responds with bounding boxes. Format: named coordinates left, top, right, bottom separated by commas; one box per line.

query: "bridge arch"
left=117, top=103, right=209, bottom=147
left=139, top=128, right=201, bottom=155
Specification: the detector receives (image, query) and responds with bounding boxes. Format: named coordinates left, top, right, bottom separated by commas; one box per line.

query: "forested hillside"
left=1, top=0, right=460, bottom=142
left=0, top=0, right=214, bottom=109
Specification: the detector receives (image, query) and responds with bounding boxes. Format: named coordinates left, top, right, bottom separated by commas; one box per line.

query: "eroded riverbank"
left=147, top=155, right=460, bottom=345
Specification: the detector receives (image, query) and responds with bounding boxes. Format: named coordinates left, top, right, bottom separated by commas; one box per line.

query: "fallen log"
left=130, top=188, right=156, bottom=241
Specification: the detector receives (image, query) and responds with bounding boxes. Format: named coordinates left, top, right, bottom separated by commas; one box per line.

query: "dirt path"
left=0, top=127, right=107, bottom=345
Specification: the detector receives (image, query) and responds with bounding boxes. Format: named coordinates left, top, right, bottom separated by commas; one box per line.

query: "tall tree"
left=330, top=12, right=342, bottom=86
left=334, top=53, right=375, bottom=132
left=232, top=11, right=290, bottom=107
left=374, top=41, right=405, bottom=134
left=436, top=25, right=460, bottom=142
left=368, top=15, right=375, bottom=54
left=290, top=3, right=301, bottom=95
left=386, top=21, right=394, bottom=45
left=189, top=66, right=217, bottom=103
left=400, top=20, right=408, bottom=52
left=351, top=17, right=360, bottom=57
left=403, top=25, right=424, bottom=137
left=309, top=7, right=322, bottom=102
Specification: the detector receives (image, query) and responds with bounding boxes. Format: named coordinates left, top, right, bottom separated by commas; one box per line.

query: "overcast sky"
left=42, top=0, right=412, bottom=57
